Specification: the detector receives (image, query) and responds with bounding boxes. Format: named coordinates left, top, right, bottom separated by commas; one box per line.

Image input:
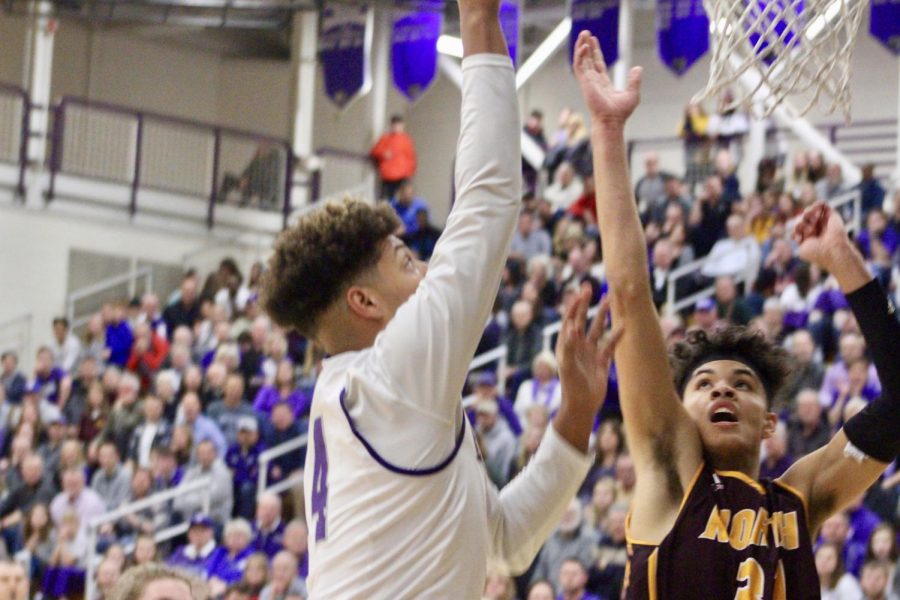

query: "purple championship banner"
left=746, top=0, right=803, bottom=64
left=319, top=4, right=372, bottom=108
left=391, top=0, right=443, bottom=102
left=656, top=0, right=709, bottom=76
left=500, top=0, right=520, bottom=66
left=569, top=0, right=620, bottom=67
left=870, top=0, right=900, bottom=54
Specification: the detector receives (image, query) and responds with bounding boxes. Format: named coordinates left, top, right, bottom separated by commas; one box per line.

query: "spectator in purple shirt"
left=856, top=208, right=899, bottom=260
left=150, top=445, right=183, bottom=492
left=252, top=360, right=310, bottom=419
left=250, top=493, right=285, bottom=559
left=819, top=331, right=881, bottom=408
left=103, top=304, right=133, bottom=369
left=225, top=417, right=264, bottom=521
left=167, top=514, right=220, bottom=579
left=30, top=347, right=71, bottom=407
left=208, top=518, right=255, bottom=593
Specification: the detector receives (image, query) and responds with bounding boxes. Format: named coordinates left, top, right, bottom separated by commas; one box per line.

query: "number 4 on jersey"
left=311, top=417, right=329, bottom=541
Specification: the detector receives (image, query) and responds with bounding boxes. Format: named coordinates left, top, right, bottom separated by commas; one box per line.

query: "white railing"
left=257, top=435, right=308, bottom=499
left=0, top=312, right=32, bottom=362
left=84, top=475, right=212, bottom=600
left=66, top=267, right=154, bottom=330
left=663, top=189, right=862, bottom=315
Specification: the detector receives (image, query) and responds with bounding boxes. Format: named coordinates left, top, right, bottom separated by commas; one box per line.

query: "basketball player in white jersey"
left=261, top=3, right=627, bottom=597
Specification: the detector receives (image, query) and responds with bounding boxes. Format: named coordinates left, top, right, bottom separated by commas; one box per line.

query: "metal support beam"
left=612, top=0, right=632, bottom=90
left=26, top=1, right=55, bottom=207
left=291, top=9, right=317, bottom=210
left=515, top=17, right=570, bottom=90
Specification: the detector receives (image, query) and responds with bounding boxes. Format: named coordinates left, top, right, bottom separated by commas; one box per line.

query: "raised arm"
left=781, top=202, right=899, bottom=532
left=349, top=0, right=520, bottom=467
left=574, top=33, right=703, bottom=541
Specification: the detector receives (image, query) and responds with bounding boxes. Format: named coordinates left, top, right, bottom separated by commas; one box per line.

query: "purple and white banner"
left=657, top=0, right=708, bottom=76
left=500, top=0, right=520, bottom=66
left=569, top=0, right=619, bottom=67
left=870, top=0, right=900, bottom=55
left=391, top=1, right=443, bottom=102
left=319, top=4, right=371, bottom=108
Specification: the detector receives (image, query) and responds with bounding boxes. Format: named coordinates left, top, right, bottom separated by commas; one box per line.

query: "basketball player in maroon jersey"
left=571, top=32, right=900, bottom=598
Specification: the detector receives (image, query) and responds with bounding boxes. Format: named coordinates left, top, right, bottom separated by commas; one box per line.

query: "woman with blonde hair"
left=513, top=351, right=562, bottom=423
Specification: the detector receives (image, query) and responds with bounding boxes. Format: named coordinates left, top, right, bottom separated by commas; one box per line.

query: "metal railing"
left=0, top=81, right=29, bottom=197
left=67, top=267, right=154, bottom=330
left=0, top=312, right=32, bottom=362
left=85, top=476, right=212, bottom=600
left=313, top=146, right=376, bottom=203
left=257, top=434, right=308, bottom=498
left=47, top=96, right=295, bottom=228
left=663, top=189, right=863, bottom=315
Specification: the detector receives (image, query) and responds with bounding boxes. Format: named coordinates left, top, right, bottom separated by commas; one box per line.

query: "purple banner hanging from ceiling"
left=657, top=0, right=709, bottom=76
left=319, top=4, right=371, bottom=108
left=569, top=0, right=619, bottom=67
left=870, top=0, right=900, bottom=55
left=500, top=0, right=520, bottom=66
left=746, top=0, right=803, bottom=64
left=391, top=0, right=443, bottom=102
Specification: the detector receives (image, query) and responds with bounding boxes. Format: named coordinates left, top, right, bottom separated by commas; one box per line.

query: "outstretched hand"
left=556, top=286, right=624, bottom=416
left=792, top=201, right=853, bottom=272
left=573, top=31, right=642, bottom=126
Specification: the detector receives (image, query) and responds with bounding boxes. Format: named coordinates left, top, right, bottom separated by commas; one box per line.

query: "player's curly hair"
left=261, top=197, right=400, bottom=336
left=670, top=326, right=794, bottom=406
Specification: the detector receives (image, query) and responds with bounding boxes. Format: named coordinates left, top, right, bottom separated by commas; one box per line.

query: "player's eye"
left=697, top=379, right=711, bottom=389
left=735, top=380, right=750, bottom=390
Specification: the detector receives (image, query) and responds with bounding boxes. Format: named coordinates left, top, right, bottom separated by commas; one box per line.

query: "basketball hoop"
left=694, top=0, right=866, bottom=120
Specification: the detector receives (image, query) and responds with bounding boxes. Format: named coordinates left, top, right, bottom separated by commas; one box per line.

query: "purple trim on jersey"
left=338, top=389, right=466, bottom=476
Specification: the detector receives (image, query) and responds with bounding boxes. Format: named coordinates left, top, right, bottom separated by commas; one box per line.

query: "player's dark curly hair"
left=261, top=197, right=400, bottom=336
left=670, top=326, right=794, bottom=406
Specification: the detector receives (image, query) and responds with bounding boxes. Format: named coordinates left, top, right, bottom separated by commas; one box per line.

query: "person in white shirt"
left=259, top=6, right=625, bottom=597
left=514, top=350, right=563, bottom=423
left=700, top=213, right=762, bottom=290
left=49, top=318, right=82, bottom=374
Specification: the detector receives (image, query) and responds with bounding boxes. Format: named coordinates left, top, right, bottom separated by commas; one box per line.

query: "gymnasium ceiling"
left=3, top=0, right=660, bottom=59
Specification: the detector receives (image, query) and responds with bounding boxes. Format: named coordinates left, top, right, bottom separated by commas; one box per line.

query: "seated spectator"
left=759, top=421, right=792, bottom=479
left=77, top=381, right=109, bottom=444
left=49, top=317, right=82, bottom=375
left=110, top=563, right=208, bottom=600
left=170, top=425, right=195, bottom=467
left=714, top=276, right=753, bottom=326
left=389, top=180, right=429, bottom=235
left=860, top=560, right=899, bottom=600
left=50, top=468, right=105, bottom=534
left=827, top=358, right=880, bottom=429
left=177, top=392, right=227, bottom=458
left=240, top=552, right=270, bottom=597
left=689, top=175, right=732, bottom=258
left=226, top=417, right=264, bottom=520
left=150, top=445, right=183, bottom=492
left=530, top=499, right=597, bottom=591
left=101, top=372, right=143, bottom=459
left=580, top=420, right=624, bottom=498
left=126, top=323, right=170, bottom=392
left=701, top=214, right=762, bottom=289
left=208, top=518, right=254, bottom=592
left=402, top=207, right=442, bottom=261
left=865, top=524, right=899, bottom=588
left=163, top=275, right=202, bottom=340
left=475, top=397, right=517, bottom=489
left=172, top=440, right=233, bottom=525
left=819, top=331, right=881, bottom=408
left=755, top=238, right=800, bottom=301
left=263, top=402, right=305, bottom=487
left=545, top=162, right=583, bottom=212
left=526, top=580, right=555, bottom=600
left=215, top=273, right=252, bottom=322
left=647, top=176, right=692, bottom=227
left=504, top=300, right=544, bottom=385
left=103, top=303, right=134, bottom=369
left=81, top=314, right=107, bottom=366
left=281, top=519, right=309, bottom=581
left=633, top=152, right=668, bottom=215
left=201, top=362, right=228, bottom=406
left=259, top=551, right=306, bottom=600
left=613, top=454, right=636, bottom=507
left=817, top=542, right=862, bottom=600
left=65, top=355, right=100, bottom=434
left=779, top=264, right=823, bottom=333
left=507, top=416, right=547, bottom=482
left=219, top=143, right=282, bottom=208
left=207, top=375, right=257, bottom=447
left=752, top=297, right=786, bottom=345
left=42, top=510, right=87, bottom=599
left=251, top=493, right=285, bottom=559
left=137, top=292, right=167, bottom=340
left=514, top=351, right=561, bottom=424
left=0, top=352, right=26, bottom=406
left=857, top=208, right=899, bottom=261
left=21, top=502, right=54, bottom=577
left=115, top=468, right=163, bottom=541
left=649, top=238, right=694, bottom=311
left=94, top=556, right=122, bottom=600
left=91, top=441, right=132, bottom=511
left=567, top=174, right=598, bottom=225
left=253, top=360, right=309, bottom=420
left=590, top=502, right=628, bottom=598
left=128, top=395, right=172, bottom=469
left=37, top=412, right=66, bottom=483
left=820, top=511, right=867, bottom=578
left=130, top=533, right=158, bottom=568
left=30, top=346, right=71, bottom=408
left=787, top=389, right=830, bottom=459
left=691, top=297, right=719, bottom=333
left=557, top=557, right=601, bottom=600
left=510, top=210, right=553, bottom=263
left=167, top=513, right=220, bottom=578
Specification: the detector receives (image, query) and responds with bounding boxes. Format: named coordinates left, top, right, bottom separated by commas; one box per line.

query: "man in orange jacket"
left=370, top=114, right=417, bottom=200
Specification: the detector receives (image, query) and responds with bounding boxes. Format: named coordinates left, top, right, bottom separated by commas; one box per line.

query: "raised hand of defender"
left=573, top=31, right=642, bottom=125
left=792, top=201, right=856, bottom=273
left=556, top=286, right=624, bottom=414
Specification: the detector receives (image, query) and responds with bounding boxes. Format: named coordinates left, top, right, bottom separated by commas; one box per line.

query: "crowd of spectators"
left=1, top=95, right=899, bottom=600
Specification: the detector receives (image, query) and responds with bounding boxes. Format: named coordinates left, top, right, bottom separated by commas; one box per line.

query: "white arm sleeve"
left=345, top=54, right=521, bottom=468
left=486, top=425, right=593, bottom=573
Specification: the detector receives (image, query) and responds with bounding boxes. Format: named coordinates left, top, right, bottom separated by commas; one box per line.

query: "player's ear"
left=760, top=411, right=778, bottom=439
left=345, top=285, right=384, bottom=321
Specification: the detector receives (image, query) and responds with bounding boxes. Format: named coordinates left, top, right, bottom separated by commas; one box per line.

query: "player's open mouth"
left=709, top=402, right=738, bottom=424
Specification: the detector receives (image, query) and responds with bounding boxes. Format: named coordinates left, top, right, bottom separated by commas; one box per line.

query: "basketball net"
left=694, top=0, right=866, bottom=120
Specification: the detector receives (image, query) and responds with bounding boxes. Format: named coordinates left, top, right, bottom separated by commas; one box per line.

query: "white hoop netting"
left=694, top=0, right=866, bottom=120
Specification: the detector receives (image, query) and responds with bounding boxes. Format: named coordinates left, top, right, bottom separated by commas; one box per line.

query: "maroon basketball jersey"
left=624, top=462, right=819, bottom=599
